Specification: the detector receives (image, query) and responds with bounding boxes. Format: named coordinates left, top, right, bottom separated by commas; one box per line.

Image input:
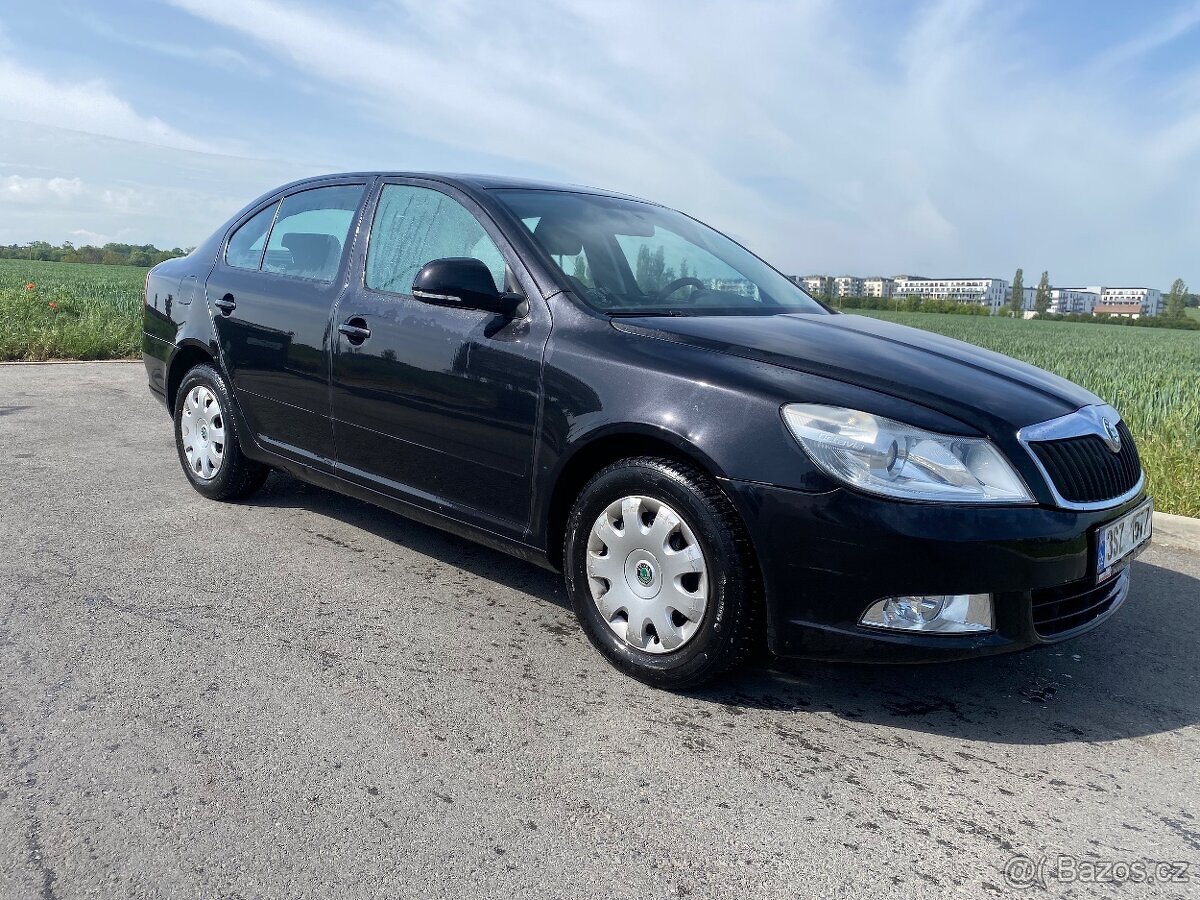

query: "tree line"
left=1007, top=268, right=1197, bottom=320
left=834, top=295, right=991, bottom=315
left=0, top=241, right=191, bottom=268
left=634, top=244, right=695, bottom=292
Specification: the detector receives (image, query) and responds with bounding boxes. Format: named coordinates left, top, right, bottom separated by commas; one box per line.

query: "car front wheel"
left=563, top=457, right=761, bottom=690
left=174, top=363, right=268, bottom=501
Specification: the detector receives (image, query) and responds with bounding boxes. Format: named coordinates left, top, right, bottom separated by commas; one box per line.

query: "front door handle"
left=214, top=293, right=237, bottom=314
left=338, top=317, right=371, bottom=344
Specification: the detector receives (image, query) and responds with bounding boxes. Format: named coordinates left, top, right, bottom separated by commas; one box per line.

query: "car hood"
left=614, top=312, right=1101, bottom=433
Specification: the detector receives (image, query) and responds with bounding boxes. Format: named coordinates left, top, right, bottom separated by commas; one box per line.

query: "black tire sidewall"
left=174, top=364, right=255, bottom=500
left=564, top=460, right=750, bottom=688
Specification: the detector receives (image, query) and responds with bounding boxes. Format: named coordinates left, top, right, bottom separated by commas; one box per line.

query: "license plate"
left=1097, top=498, right=1153, bottom=582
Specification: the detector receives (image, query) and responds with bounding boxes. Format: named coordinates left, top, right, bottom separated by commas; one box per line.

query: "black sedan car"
left=143, top=173, right=1152, bottom=688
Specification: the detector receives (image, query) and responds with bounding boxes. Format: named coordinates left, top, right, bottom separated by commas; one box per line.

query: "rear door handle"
left=338, top=317, right=371, bottom=344
left=214, top=293, right=237, bottom=314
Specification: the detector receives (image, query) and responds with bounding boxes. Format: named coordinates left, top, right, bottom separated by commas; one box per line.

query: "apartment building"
left=863, top=277, right=894, bottom=298
left=893, top=276, right=1009, bottom=312
left=1048, top=288, right=1099, bottom=315
left=709, top=278, right=758, bottom=299
left=1090, top=287, right=1163, bottom=317
left=834, top=276, right=864, bottom=298
left=1018, top=287, right=1100, bottom=314
left=785, top=272, right=1161, bottom=317
left=798, top=275, right=835, bottom=298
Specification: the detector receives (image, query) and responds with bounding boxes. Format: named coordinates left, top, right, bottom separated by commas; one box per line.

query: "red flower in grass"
left=48, top=302, right=58, bottom=309
left=25, top=282, right=36, bottom=291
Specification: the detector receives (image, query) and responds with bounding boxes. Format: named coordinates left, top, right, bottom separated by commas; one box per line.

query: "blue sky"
left=1, top=0, right=1198, bottom=289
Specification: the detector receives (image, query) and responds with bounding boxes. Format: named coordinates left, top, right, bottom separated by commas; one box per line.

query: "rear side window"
left=226, top=203, right=278, bottom=270
left=366, top=185, right=506, bottom=295
left=261, top=184, right=365, bottom=282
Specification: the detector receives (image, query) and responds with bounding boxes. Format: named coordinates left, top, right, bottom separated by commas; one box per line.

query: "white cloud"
left=164, top=0, right=798, bottom=239
left=99, top=186, right=152, bottom=214
left=77, top=13, right=273, bottom=79
left=0, top=58, right=212, bottom=153
left=1099, top=0, right=1200, bottom=68
left=160, top=0, right=1200, bottom=286
left=1, top=174, right=84, bottom=203
left=69, top=228, right=115, bottom=246
left=0, top=119, right=321, bottom=247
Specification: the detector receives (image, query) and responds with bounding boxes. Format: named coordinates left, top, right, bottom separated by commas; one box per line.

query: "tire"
left=174, top=363, right=269, bottom=501
left=563, top=457, right=762, bottom=690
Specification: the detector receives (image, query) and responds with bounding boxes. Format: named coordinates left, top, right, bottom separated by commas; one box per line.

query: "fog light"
left=860, top=594, right=994, bottom=634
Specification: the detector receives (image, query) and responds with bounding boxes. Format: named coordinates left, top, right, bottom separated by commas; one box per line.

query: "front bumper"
left=722, top=479, right=1148, bottom=662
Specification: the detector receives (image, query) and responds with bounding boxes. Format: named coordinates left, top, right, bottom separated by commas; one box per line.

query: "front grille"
left=1031, top=568, right=1129, bottom=638
left=1029, top=421, right=1141, bottom=504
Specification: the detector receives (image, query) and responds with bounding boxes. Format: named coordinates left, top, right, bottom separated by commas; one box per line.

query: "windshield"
left=492, top=189, right=827, bottom=316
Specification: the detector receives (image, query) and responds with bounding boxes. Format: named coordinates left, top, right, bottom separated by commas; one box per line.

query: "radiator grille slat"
left=1030, top=421, right=1141, bottom=504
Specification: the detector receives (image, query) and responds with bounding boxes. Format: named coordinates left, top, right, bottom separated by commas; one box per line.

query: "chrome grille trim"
left=1016, top=404, right=1145, bottom=511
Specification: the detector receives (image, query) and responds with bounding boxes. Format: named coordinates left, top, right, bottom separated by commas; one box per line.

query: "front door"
left=329, top=180, right=549, bottom=537
left=206, top=181, right=368, bottom=463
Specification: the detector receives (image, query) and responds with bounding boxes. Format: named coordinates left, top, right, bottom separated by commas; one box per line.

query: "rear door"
left=206, top=181, right=369, bottom=464
left=329, top=179, right=550, bottom=536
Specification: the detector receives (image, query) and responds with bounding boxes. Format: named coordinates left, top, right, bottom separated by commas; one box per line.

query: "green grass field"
left=2, top=259, right=1196, bottom=515
left=0, top=257, right=145, bottom=361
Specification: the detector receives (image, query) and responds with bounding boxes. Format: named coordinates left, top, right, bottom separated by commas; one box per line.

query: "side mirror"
left=411, top=258, right=525, bottom=317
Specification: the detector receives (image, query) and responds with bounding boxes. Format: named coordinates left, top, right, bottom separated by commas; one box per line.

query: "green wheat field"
left=1, top=258, right=144, bottom=361
left=3, top=257, right=1197, bottom=515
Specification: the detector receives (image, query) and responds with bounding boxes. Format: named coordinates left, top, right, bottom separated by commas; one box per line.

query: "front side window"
left=226, top=202, right=278, bottom=270
left=493, top=189, right=827, bottom=316
left=261, top=184, right=365, bottom=282
left=366, top=185, right=506, bottom=295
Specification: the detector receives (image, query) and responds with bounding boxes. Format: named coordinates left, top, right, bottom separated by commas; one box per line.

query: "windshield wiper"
left=604, top=309, right=688, bottom=317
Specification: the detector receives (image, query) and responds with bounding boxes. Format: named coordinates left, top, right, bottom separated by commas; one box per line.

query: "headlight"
left=782, top=403, right=1032, bottom=503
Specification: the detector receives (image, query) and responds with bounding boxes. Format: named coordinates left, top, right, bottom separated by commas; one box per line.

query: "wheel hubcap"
left=586, top=495, right=709, bottom=654
left=180, top=385, right=225, bottom=481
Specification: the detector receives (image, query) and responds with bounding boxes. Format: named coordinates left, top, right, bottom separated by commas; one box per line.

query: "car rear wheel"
left=174, top=363, right=268, bottom=501
left=563, top=457, right=762, bottom=690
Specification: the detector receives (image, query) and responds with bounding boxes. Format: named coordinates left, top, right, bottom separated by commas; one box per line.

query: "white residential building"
left=893, top=277, right=1009, bottom=313
left=1048, top=288, right=1100, bottom=315
left=1018, top=287, right=1099, bottom=314
left=709, top=278, right=758, bottom=299
left=1090, top=286, right=1163, bottom=317
left=798, top=275, right=835, bottom=298
left=864, top=277, right=894, bottom=298
left=834, top=276, right=864, bottom=298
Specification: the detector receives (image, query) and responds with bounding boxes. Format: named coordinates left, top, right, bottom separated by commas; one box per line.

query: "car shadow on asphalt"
left=697, top=558, right=1200, bottom=746
left=248, top=474, right=1199, bottom=747
left=247, top=472, right=571, bottom=610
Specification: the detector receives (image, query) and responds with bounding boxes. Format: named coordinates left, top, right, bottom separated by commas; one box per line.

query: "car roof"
left=286, top=171, right=656, bottom=204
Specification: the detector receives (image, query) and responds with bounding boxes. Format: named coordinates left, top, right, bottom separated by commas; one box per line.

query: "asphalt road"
left=3, top=362, right=1199, bottom=900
